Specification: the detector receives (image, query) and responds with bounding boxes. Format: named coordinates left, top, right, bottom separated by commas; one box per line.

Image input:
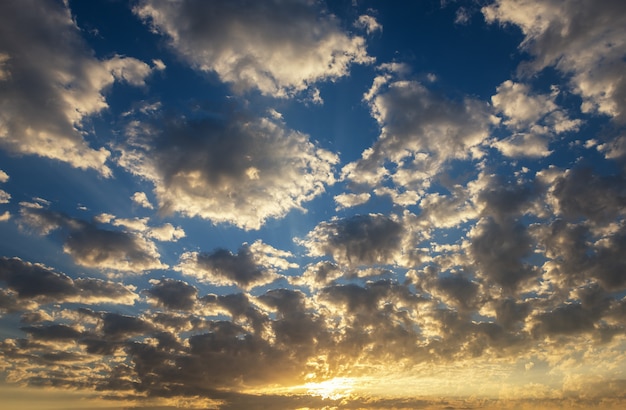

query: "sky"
left=1, top=0, right=626, bottom=409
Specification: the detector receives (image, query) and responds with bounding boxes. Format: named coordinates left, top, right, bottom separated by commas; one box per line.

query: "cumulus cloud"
left=490, top=81, right=581, bottom=157
left=0, top=0, right=156, bottom=175
left=146, top=278, right=198, bottom=310
left=176, top=240, right=293, bottom=289
left=299, top=213, right=414, bottom=268
left=64, top=226, right=166, bottom=272
left=483, top=0, right=626, bottom=122
left=111, top=216, right=185, bottom=242
left=19, top=203, right=167, bottom=272
left=0, top=257, right=137, bottom=306
left=468, top=217, right=539, bottom=293
left=548, top=167, right=626, bottom=224
left=134, top=0, right=373, bottom=97
left=355, top=15, right=382, bottom=35
left=343, top=69, right=493, bottom=203
left=290, top=261, right=343, bottom=289
left=118, top=112, right=338, bottom=230
left=334, top=192, right=371, bottom=210
left=131, top=191, right=154, bottom=209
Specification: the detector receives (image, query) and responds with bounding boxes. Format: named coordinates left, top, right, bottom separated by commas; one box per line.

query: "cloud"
left=290, top=261, right=343, bottom=289
left=131, top=192, right=154, bottom=209
left=67, top=228, right=166, bottom=273
left=299, top=213, right=408, bottom=268
left=176, top=240, right=292, bottom=289
left=468, top=217, right=539, bottom=293
left=483, top=0, right=626, bottom=123
left=146, top=278, right=198, bottom=310
left=490, top=81, right=581, bottom=158
left=0, top=169, right=8, bottom=183
left=134, top=0, right=373, bottom=97
left=100, top=312, right=154, bottom=340
left=549, top=167, right=626, bottom=224
left=334, top=192, right=371, bottom=210
left=111, top=216, right=186, bottom=242
left=19, top=203, right=167, bottom=272
left=0, top=257, right=137, bottom=306
left=0, top=189, right=9, bottom=204
left=343, top=70, right=493, bottom=203
left=355, top=15, right=382, bottom=35
left=118, top=112, right=338, bottom=230
left=0, top=0, right=156, bottom=176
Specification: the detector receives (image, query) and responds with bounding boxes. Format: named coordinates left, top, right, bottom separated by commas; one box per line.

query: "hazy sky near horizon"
left=1, top=0, right=626, bottom=409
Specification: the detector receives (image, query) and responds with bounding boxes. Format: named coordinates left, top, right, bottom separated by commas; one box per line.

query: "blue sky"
left=1, top=0, right=626, bottom=409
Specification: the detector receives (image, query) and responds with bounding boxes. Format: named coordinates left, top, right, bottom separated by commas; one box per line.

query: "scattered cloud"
left=118, top=112, right=339, bottom=230
left=131, top=192, right=154, bottom=209
left=0, top=0, right=157, bottom=176
left=176, top=240, right=293, bottom=289
left=490, top=80, right=581, bottom=158
left=0, top=257, right=137, bottom=307
left=1, top=1, right=626, bottom=409
left=134, top=0, right=373, bottom=97
left=483, top=0, right=626, bottom=122
left=19, top=203, right=167, bottom=272
left=343, top=69, right=493, bottom=203
left=355, top=15, right=382, bottom=35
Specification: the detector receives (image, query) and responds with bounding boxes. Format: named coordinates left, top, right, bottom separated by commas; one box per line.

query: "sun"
left=303, top=377, right=357, bottom=400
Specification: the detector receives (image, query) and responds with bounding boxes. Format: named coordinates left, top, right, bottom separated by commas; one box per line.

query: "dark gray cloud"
left=19, top=204, right=166, bottom=272
left=177, top=242, right=284, bottom=289
left=21, top=324, right=83, bottom=341
left=146, top=278, right=198, bottom=310
left=469, top=217, right=539, bottom=293
left=537, top=219, right=626, bottom=292
left=0, top=257, right=137, bottom=306
left=100, top=312, right=154, bottom=340
left=494, top=297, right=531, bottom=330
left=550, top=167, right=626, bottom=224
left=300, top=214, right=406, bottom=267
left=531, top=303, right=597, bottom=337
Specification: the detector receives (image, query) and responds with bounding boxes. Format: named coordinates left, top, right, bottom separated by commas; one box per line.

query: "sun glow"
left=303, top=377, right=357, bottom=400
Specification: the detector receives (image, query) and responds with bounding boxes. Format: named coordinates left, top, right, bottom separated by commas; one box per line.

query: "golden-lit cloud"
left=1, top=0, right=626, bottom=409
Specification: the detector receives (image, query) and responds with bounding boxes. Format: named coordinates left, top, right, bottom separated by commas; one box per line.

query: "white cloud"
left=118, top=114, right=339, bottom=230
left=483, top=0, right=626, bottom=122
left=147, top=223, right=186, bottom=242
left=355, top=15, right=382, bottom=35
left=131, top=191, right=154, bottom=209
left=0, top=1, right=157, bottom=176
left=0, top=189, right=9, bottom=204
left=491, top=132, right=552, bottom=158
left=490, top=80, right=580, bottom=158
left=134, top=0, right=373, bottom=97
left=0, top=170, right=8, bottom=183
left=110, top=216, right=185, bottom=242
left=343, top=71, right=492, bottom=201
left=334, top=192, right=371, bottom=210
left=0, top=211, right=10, bottom=222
